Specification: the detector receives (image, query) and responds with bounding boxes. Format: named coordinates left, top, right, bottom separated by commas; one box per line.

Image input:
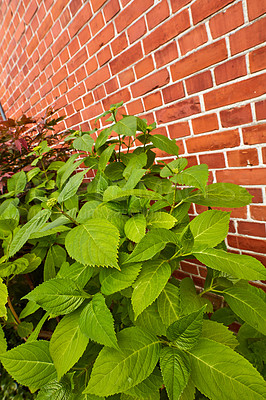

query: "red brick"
left=82, top=102, right=104, bottom=120
left=249, top=46, right=266, bottom=73
left=93, top=85, right=106, bottom=102
left=105, top=77, right=119, bottom=94
left=214, top=56, right=247, bottom=85
left=78, top=26, right=91, bottom=46
left=186, top=129, right=240, bottom=153
left=85, top=57, right=98, bottom=76
left=154, top=41, right=179, bottom=69
left=115, top=0, right=153, bottom=33
left=131, top=69, right=170, bottom=98
left=68, top=47, right=88, bottom=74
left=250, top=206, right=266, bottom=221
left=247, top=188, right=263, bottom=204
left=75, top=66, right=86, bottom=83
left=209, top=2, right=244, bottom=39
left=68, top=37, right=80, bottom=57
left=230, top=17, right=266, bottom=55
left=102, top=88, right=131, bottom=109
left=91, top=0, right=107, bottom=12
left=199, top=153, right=226, bottom=169
left=263, top=147, right=266, bottom=164
left=171, top=40, right=227, bottom=80
left=69, top=0, right=83, bottom=16
left=60, top=7, right=71, bottom=29
left=204, top=73, right=266, bottom=110
left=85, top=66, right=110, bottom=90
left=127, top=17, right=146, bottom=44
left=156, top=96, right=201, bottom=123
left=111, top=32, right=128, bottom=56
left=83, top=92, right=94, bottom=107
left=90, top=12, right=104, bottom=36
left=97, top=45, right=112, bottom=66
left=73, top=98, right=83, bottom=112
left=146, top=0, right=169, bottom=30
left=143, top=10, right=190, bottom=54
left=243, top=124, right=266, bottom=145
left=256, top=100, right=266, bottom=121
left=25, top=0, right=38, bottom=24
left=118, top=69, right=135, bottom=87
left=67, top=82, right=86, bottom=103
left=191, top=0, right=234, bottom=24
left=162, top=82, right=185, bottom=104
left=52, top=66, right=68, bottom=87
left=237, top=221, right=266, bottom=238
left=103, top=0, right=120, bottom=22
left=51, top=0, right=68, bottom=20
left=110, top=43, right=143, bottom=75
left=126, top=99, right=144, bottom=115
left=227, top=148, right=259, bottom=167
left=216, top=168, right=266, bottom=185
left=228, top=235, right=266, bottom=255
left=87, top=23, right=114, bottom=56
left=143, top=92, right=162, bottom=111
left=181, top=262, right=198, bottom=275
left=52, top=31, right=70, bottom=57
left=68, top=4, right=92, bottom=37
left=171, top=0, right=191, bottom=13
left=247, top=0, right=266, bottom=21
left=179, top=24, right=208, bottom=55
left=220, top=104, right=253, bottom=128
left=168, top=121, right=191, bottom=139
left=192, top=113, right=219, bottom=134
left=135, top=56, right=154, bottom=79
left=186, top=71, right=213, bottom=94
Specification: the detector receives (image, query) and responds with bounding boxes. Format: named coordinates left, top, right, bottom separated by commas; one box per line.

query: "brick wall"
left=0, top=0, right=266, bottom=285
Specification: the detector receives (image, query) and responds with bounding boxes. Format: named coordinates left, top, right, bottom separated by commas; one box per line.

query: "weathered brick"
left=68, top=47, right=87, bottom=74
left=52, top=31, right=70, bottom=57
left=192, top=113, right=219, bottom=134
left=93, top=85, right=106, bottom=102
left=186, top=129, right=240, bottom=153
left=228, top=235, right=266, bottom=255
left=171, top=0, right=191, bottom=13
left=216, top=167, right=266, bottom=185
left=68, top=4, right=92, bottom=37
left=131, top=69, right=170, bottom=98
left=237, top=221, right=266, bottom=238
left=209, top=2, right=244, bottom=39
left=191, top=0, right=234, bottom=24
left=111, top=32, right=128, bottom=56
left=91, top=0, right=107, bottom=12
left=230, top=17, right=266, bottom=55
left=25, top=0, right=38, bottom=24
left=247, top=0, right=266, bottom=21
left=118, top=68, right=135, bottom=87
left=247, top=188, right=263, bottom=203
left=75, top=66, right=86, bottom=83
left=220, top=104, right=252, bottom=127
left=97, top=45, right=112, bottom=66
left=199, top=153, right=226, bottom=168
left=87, top=23, right=114, bottom=56
left=126, top=99, right=144, bottom=115
left=69, top=0, right=83, bottom=16
left=168, top=121, right=191, bottom=139
left=154, top=41, right=179, bottom=69
left=146, top=0, right=170, bottom=30
left=110, top=43, right=143, bottom=75
left=214, top=56, right=247, bottom=85
left=51, top=0, right=68, bottom=21
left=52, top=65, right=68, bottom=87
left=102, top=88, right=131, bottom=109
left=250, top=206, right=266, bottom=221
left=156, top=97, right=201, bottom=123
left=135, top=56, right=154, bottom=79
left=179, top=24, right=208, bottom=55
left=103, top=0, right=120, bottom=22
left=83, top=92, right=94, bottom=107
left=255, top=100, right=266, bottom=121
left=171, top=40, right=227, bottom=80
left=162, top=82, right=185, bottom=104
left=67, top=82, right=86, bottom=103
left=85, top=66, right=110, bottom=90
left=249, top=46, right=266, bottom=73
left=90, top=12, right=104, bottom=36
left=127, top=17, right=146, bottom=44
left=68, top=37, right=80, bottom=57
left=143, top=92, right=162, bottom=111
left=186, top=70, right=213, bottom=94
left=227, top=148, right=259, bottom=167
left=115, top=0, right=153, bottom=33
left=243, top=124, right=266, bottom=145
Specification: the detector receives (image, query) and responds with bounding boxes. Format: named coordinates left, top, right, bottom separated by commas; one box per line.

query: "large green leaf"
left=180, top=379, right=196, bottom=400
left=73, top=134, right=94, bottom=152
left=0, top=341, right=57, bottom=391
left=36, top=375, right=73, bottom=400
left=147, top=212, right=177, bottom=229
left=187, top=182, right=252, bottom=208
left=79, top=293, right=118, bottom=349
left=100, top=262, right=141, bottom=295
left=124, top=214, right=146, bottom=243
left=65, top=219, right=120, bottom=269
left=50, top=307, right=89, bottom=380
left=123, top=153, right=147, bottom=179
left=103, top=186, right=163, bottom=202
left=0, top=324, right=7, bottom=353
left=7, top=170, right=27, bottom=195
left=9, top=209, right=51, bottom=257
left=201, top=320, right=238, bottom=349
left=150, top=134, right=179, bottom=156
left=77, top=201, right=102, bottom=224
left=157, top=283, right=180, bottom=328
left=98, top=144, right=116, bottom=171
left=193, top=248, right=266, bottom=280
left=124, top=368, right=163, bottom=398
left=24, top=278, right=89, bottom=315
left=44, top=245, right=66, bottom=281
left=56, top=154, right=82, bottom=188
left=58, top=170, right=88, bottom=204
left=0, top=279, right=8, bottom=319
left=189, top=338, right=266, bottom=400
left=84, top=327, right=160, bottom=397
left=190, top=210, right=230, bottom=248
left=167, top=306, right=205, bottom=350
left=135, top=302, right=166, bottom=336
left=123, top=169, right=146, bottom=190
left=113, top=116, right=137, bottom=137
left=224, top=287, right=266, bottom=335
left=180, top=278, right=212, bottom=315
left=160, top=158, right=188, bottom=177
left=132, top=260, right=171, bottom=319
left=57, top=262, right=94, bottom=288
left=177, top=165, right=209, bottom=193
left=160, top=347, right=190, bottom=400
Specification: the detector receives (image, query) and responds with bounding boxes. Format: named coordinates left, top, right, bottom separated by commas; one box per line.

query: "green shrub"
left=0, top=102, right=265, bottom=400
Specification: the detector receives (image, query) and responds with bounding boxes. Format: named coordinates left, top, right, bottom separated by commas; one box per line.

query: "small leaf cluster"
left=0, top=102, right=266, bottom=400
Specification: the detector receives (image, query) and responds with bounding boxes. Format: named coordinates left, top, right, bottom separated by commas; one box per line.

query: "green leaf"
left=135, top=302, right=167, bottom=336
left=190, top=210, right=230, bottom=248
left=84, top=327, right=160, bottom=397
left=0, top=324, right=7, bottom=353
left=224, top=287, right=266, bottom=335
left=180, top=225, right=194, bottom=254
left=0, top=278, right=8, bottom=318
left=123, top=169, right=146, bottom=190
left=160, top=347, right=190, bottom=400
left=79, top=293, right=117, bottom=349
left=113, top=116, right=137, bottom=137
left=19, top=300, right=40, bottom=319
left=56, top=154, right=82, bottom=189
left=124, top=368, right=163, bottom=398
left=150, top=134, right=179, bottom=156
left=125, top=228, right=179, bottom=264
left=65, top=219, right=120, bottom=268
left=180, top=278, right=212, bottom=314
left=0, top=257, right=29, bottom=277
left=187, top=182, right=252, bottom=208
left=44, top=245, right=66, bottom=281
left=157, top=283, right=180, bottom=328
left=160, top=158, right=188, bottom=177
left=105, top=161, right=125, bottom=180
left=180, top=379, right=196, bottom=400
left=100, top=261, right=141, bottom=295
left=57, top=262, right=94, bottom=288
left=58, top=170, right=88, bottom=204
left=7, top=171, right=26, bottom=195
left=9, top=209, right=51, bottom=257
left=50, top=307, right=89, bottom=380
left=147, top=212, right=177, bottom=229
left=27, top=167, right=41, bottom=182
left=0, top=341, right=57, bottom=391
left=36, top=375, right=73, bottom=400
left=177, top=164, right=209, bottom=193
left=193, top=248, right=266, bottom=280
left=167, top=306, right=206, bottom=350
left=77, top=201, right=102, bottom=224
left=201, top=320, right=238, bottom=349
left=17, top=321, right=33, bottom=338
left=124, top=214, right=146, bottom=243
left=123, top=153, right=147, bottom=179
left=189, top=338, right=266, bottom=400
left=132, top=260, right=171, bottom=319
left=24, top=278, right=88, bottom=315
left=98, top=144, right=116, bottom=171
left=103, top=186, right=163, bottom=202
left=95, top=126, right=113, bottom=150
left=73, top=134, right=94, bottom=152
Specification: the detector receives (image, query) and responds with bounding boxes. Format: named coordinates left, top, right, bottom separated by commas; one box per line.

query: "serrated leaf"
left=0, top=324, right=7, bottom=353
left=57, top=262, right=94, bottom=288
left=113, top=116, right=137, bottom=137
left=150, top=134, right=179, bottom=156
left=180, top=225, right=194, bottom=254
left=190, top=210, right=230, bottom=248
left=24, top=278, right=88, bottom=315
left=65, top=219, right=120, bottom=268
left=19, top=300, right=40, bottom=319
left=201, top=320, right=238, bottom=349
left=123, top=169, right=146, bottom=190
left=58, top=170, right=88, bottom=204
left=193, top=248, right=266, bottom=280
left=36, top=375, right=73, bottom=400
left=9, top=209, right=51, bottom=257
left=56, top=154, right=82, bottom=189
left=160, top=347, right=190, bottom=400
left=180, top=278, right=212, bottom=315
left=79, top=293, right=117, bottom=349
left=147, top=212, right=177, bottom=229
left=132, top=260, right=171, bottom=318
left=160, top=158, right=188, bottom=177
left=98, top=144, right=116, bottom=171
left=0, top=257, right=29, bottom=277
left=0, top=341, right=57, bottom=391
left=177, top=164, right=209, bottom=193
left=7, top=170, right=27, bottom=195
left=135, top=302, right=166, bottom=336
left=189, top=338, right=266, bottom=400
left=73, top=134, right=94, bottom=152
left=124, top=214, right=146, bottom=243
left=84, top=327, right=160, bottom=397
left=0, top=278, right=8, bottom=318
left=123, top=153, right=147, bottom=179
left=224, top=287, right=266, bottom=335
left=125, top=368, right=163, bottom=398
left=50, top=307, right=89, bottom=380
left=157, top=283, right=180, bottom=328
left=100, top=262, right=141, bottom=295
left=77, top=201, right=102, bottom=224
left=180, top=379, right=196, bottom=400
left=17, top=321, right=34, bottom=338
left=103, top=186, right=163, bottom=202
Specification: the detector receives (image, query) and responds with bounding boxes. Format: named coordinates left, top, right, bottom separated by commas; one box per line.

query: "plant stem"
left=7, top=296, right=21, bottom=325
left=55, top=206, right=80, bottom=225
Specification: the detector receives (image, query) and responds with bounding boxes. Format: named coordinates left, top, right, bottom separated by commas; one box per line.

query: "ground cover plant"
left=0, top=102, right=266, bottom=400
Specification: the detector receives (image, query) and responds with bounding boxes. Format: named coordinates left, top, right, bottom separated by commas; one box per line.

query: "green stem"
left=170, top=183, right=178, bottom=214
left=55, top=206, right=80, bottom=225
left=41, top=159, right=49, bottom=181
left=7, top=296, right=20, bottom=325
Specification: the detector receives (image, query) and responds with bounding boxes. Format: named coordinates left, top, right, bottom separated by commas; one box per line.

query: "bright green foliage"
left=124, top=214, right=146, bottom=243
left=0, top=279, right=7, bottom=318
left=177, top=164, right=209, bottom=193
left=0, top=325, right=7, bottom=353
left=180, top=278, right=213, bottom=314
left=201, top=320, right=238, bottom=349
left=36, top=375, right=73, bottom=400
left=157, top=283, right=180, bottom=327
left=124, top=368, right=162, bottom=398
left=58, top=170, right=88, bottom=203
left=100, top=261, right=141, bottom=295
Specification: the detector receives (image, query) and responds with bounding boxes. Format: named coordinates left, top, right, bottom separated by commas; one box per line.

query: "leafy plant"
left=0, top=102, right=266, bottom=400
